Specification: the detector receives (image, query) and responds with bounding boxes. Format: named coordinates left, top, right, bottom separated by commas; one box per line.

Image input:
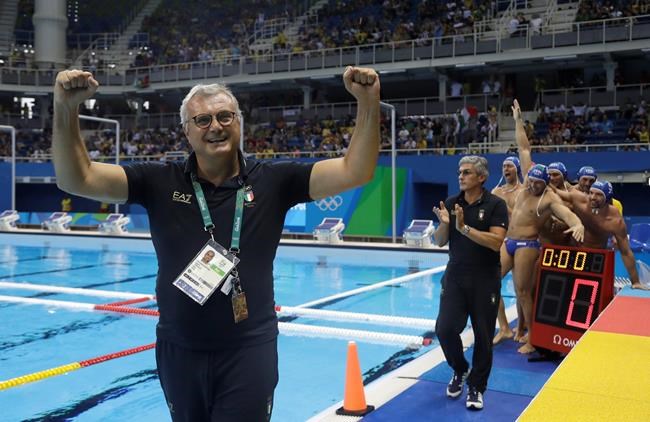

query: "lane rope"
left=0, top=343, right=155, bottom=391
left=295, top=265, right=446, bottom=308
left=0, top=281, right=154, bottom=300
left=0, top=295, right=433, bottom=347
left=276, top=305, right=436, bottom=329
left=279, top=322, right=432, bottom=348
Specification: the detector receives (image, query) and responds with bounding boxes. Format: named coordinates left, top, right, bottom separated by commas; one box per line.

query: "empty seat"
left=0, top=210, right=20, bottom=231
left=42, top=212, right=72, bottom=233
left=98, top=213, right=131, bottom=235
left=629, top=223, right=650, bottom=252
left=313, top=218, right=345, bottom=244
left=403, top=219, right=435, bottom=248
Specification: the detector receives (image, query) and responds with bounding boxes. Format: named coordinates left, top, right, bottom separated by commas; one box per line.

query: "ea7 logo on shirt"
left=172, top=191, right=193, bottom=204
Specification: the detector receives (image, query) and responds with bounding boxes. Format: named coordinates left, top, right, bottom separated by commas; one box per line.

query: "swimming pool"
left=0, top=234, right=516, bottom=421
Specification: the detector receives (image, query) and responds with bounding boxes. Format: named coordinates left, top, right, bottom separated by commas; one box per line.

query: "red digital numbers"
left=565, top=278, right=599, bottom=329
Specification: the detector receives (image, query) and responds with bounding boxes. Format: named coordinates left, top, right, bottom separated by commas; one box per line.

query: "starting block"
left=42, top=212, right=72, bottom=233
left=403, top=219, right=435, bottom=247
left=313, top=218, right=345, bottom=244
left=0, top=210, right=20, bottom=231
left=98, top=213, right=131, bottom=234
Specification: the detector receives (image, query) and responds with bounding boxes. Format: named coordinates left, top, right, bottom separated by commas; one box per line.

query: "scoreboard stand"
left=530, top=244, right=615, bottom=355
left=527, top=347, right=564, bottom=363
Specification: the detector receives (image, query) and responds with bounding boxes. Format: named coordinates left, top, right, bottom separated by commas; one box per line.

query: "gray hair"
left=459, top=155, right=489, bottom=180
left=179, top=83, right=241, bottom=125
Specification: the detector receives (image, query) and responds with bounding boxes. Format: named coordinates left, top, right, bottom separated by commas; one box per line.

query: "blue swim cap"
left=577, top=166, right=597, bottom=180
left=590, top=180, right=613, bottom=203
left=527, top=164, right=549, bottom=185
left=503, top=156, right=522, bottom=180
left=548, top=162, right=568, bottom=180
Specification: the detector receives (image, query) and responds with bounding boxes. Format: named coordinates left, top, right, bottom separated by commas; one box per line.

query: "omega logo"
left=552, top=334, right=576, bottom=348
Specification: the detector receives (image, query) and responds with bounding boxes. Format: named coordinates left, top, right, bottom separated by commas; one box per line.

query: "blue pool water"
left=0, top=238, right=484, bottom=422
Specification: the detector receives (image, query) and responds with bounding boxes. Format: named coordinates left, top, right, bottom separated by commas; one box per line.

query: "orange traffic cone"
left=336, top=341, right=375, bottom=416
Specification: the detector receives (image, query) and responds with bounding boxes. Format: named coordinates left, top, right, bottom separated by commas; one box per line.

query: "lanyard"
left=191, top=174, right=245, bottom=254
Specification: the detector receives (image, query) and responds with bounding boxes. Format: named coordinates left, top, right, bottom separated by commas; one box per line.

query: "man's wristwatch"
left=461, top=225, right=470, bottom=236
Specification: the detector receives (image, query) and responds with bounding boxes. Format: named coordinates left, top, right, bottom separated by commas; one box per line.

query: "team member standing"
left=52, top=66, right=381, bottom=421
left=573, top=165, right=597, bottom=193
left=552, top=180, right=648, bottom=290
left=432, top=156, right=508, bottom=411
left=539, top=161, right=575, bottom=246
left=491, top=100, right=531, bottom=345
left=491, top=155, right=522, bottom=344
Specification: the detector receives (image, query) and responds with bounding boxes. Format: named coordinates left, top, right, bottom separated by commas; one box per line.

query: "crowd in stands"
left=4, top=98, right=648, bottom=162
left=576, top=0, right=650, bottom=23
left=0, top=106, right=494, bottom=160
left=526, top=98, right=649, bottom=151
left=128, top=0, right=495, bottom=66
left=8, top=0, right=650, bottom=70
left=133, top=0, right=299, bottom=66
left=287, top=0, right=492, bottom=53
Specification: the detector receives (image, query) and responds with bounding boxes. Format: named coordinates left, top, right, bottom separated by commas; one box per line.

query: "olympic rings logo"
left=315, top=195, right=344, bottom=211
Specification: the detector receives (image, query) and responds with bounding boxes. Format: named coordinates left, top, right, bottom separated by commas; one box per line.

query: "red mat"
left=591, top=296, right=650, bottom=337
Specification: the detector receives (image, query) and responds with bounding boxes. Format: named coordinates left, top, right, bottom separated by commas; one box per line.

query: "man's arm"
left=512, top=99, right=532, bottom=174
left=53, top=70, right=128, bottom=204
left=433, top=222, right=450, bottom=247
left=309, top=67, right=380, bottom=200
left=432, top=200, right=450, bottom=247
left=549, top=184, right=588, bottom=206
left=548, top=194, right=584, bottom=243
left=455, top=200, right=507, bottom=251
left=613, top=223, right=646, bottom=289
left=464, top=226, right=507, bottom=252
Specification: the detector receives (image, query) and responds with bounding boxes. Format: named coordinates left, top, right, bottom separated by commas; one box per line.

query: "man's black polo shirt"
left=124, top=153, right=313, bottom=350
left=445, top=188, right=508, bottom=268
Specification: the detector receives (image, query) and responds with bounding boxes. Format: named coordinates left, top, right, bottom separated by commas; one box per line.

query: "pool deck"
left=312, top=285, right=650, bottom=421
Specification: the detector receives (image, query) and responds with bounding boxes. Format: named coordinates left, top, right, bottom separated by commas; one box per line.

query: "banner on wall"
left=305, top=188, right=360, bottom=233
left=282, top=165, right=410, bottom=236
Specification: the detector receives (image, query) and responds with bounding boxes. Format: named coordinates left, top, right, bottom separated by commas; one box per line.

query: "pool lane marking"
left=275, top=305, right=436, bottom=330
left=0, top=281, right=155, bottom=300
left=0, top=256, right=47, bottom=265
left=278, top=322, right=432, bottom=348
left=0, top=343, right=155, bottom=391
left=0, top=295, right=434, bottom=347
left=0, top=264, right=103, bottom=278
left=295, top=264, right=447, bottom=309
left=0, top=294, right=435, bottom=331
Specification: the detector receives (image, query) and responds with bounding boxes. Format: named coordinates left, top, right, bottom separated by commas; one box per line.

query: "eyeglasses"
left=189, top=111, right=238, bottom=129
left=457, top=169, right=475, bottom=176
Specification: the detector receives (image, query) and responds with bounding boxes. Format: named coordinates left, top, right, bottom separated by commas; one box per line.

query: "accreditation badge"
left=173, top=239, right=239, bottom=305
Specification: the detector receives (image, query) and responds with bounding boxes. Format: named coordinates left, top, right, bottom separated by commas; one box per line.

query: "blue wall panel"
left=2, top=151, right=649, bottom=233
